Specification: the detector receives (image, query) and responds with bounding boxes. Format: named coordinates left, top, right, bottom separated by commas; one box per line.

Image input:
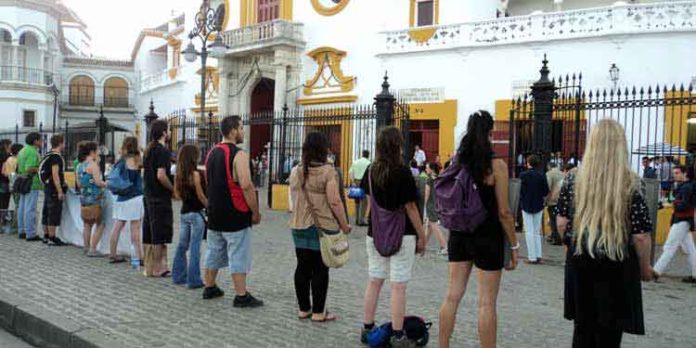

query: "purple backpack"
left=368, top=169, right=406, bottom=257
left=434, top=157, right=487, bottom=233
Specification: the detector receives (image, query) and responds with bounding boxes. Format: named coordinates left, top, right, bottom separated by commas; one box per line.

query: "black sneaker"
left=360, top=328, right=370, bottom=344
left=26, top=236, right=42, bottom=242
left=18, top=233, right=26, bottom=239
left=42, top=236, right=49, bottom=244
left=233, top=293, right=264, bottom=308
left=202, top=286, right=224, bottom=300
left=682, top=276, right=696, bottom=284
left=48, top=236, right=65, bottom=246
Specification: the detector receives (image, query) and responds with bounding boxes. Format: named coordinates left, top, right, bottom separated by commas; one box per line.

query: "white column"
left=218, top=59, right=230, bottom=116
left=273, top=64, right=287, bottom=110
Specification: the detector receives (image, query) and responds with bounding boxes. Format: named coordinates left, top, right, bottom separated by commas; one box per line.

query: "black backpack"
left=38, top=153, right=63, bottom=185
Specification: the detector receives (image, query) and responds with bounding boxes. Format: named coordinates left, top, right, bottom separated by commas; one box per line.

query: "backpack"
left=107, top=159, right=133, bottom=196
left=434, top=156, right=487, bottom=232
left=39, top=153, right=63, bottom=185
left=204, top=143, right=250, bottom=213
left=366, top=316, right=432, bottom=347
left=367, top=169, right=405, bottom=257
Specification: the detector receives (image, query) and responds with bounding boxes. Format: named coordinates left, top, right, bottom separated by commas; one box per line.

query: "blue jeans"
left=17, top=190, right=39, bottom=238
left=172, top=212, right=205, bottom=288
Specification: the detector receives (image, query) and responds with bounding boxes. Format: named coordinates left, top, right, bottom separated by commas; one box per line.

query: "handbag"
left=301, top=171, right=350, bottom=268
left=348, top=185, right=365, bottom=200
left=198, top=210, right=208, bottom=240
left=12, top=174, right=33, bottom=194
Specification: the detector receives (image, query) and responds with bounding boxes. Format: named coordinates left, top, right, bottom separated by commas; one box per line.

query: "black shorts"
left=448, top=218, right=505, bottom=271
left=41, top=189, right=63, bottom=227
left=142, top=196, right=173, bottom=245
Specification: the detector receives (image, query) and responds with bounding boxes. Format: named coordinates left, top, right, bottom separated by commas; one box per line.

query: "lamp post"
left=181, top=0, right=228, bottom=147
left=50, top=82, right=59, bottom=133
left=609, top=63, right=620, bottom=91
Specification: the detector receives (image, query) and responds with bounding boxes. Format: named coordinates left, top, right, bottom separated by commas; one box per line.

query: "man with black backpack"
left=16, top=132, right=43, bottom=241
left=39, top=135, right=67, bottom=246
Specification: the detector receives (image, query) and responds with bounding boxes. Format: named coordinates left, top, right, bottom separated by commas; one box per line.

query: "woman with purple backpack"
left=438, top=111, right=519, bottom=348
left=359, top=126, right=426, bottom=348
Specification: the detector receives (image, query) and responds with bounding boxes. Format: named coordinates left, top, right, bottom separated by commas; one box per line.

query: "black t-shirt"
left=44, top=152, right=66, bottom=192
left=360, top=165, right=419, bottom=237
left=143, top=143, right=172, bottom=199
left=206, top=143, right=252, bottom=232
left=181, top=170, right=206, bottom=214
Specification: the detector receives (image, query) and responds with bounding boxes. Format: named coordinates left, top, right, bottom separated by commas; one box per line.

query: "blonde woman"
left=556, top=119, right=653, bottom=348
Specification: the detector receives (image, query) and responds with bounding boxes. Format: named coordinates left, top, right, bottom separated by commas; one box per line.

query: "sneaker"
left=48, top=236, right=65, bottom=246
left=682, top=276, right=696, bottom=284
left=26, top=236, right=42, bottom=242
left=389, top=335, right=416, bottom=348
left=202, top=286, right=225, bottom=300
left=18, top=233, right=26, bottom=239
left=360, top=328, right=371, bottom=344
left=439, top=248, right=448, bottom=255
left=86, top=250, right=103, bottom=257
left=42, top=236, right=49, bottom=244
left=233, top=293, right=264, bottom=308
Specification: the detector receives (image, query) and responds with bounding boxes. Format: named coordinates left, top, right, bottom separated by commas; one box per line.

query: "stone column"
left=217, top=59, right=230, bottom=116
left=273, top=64, right=287, bottom=111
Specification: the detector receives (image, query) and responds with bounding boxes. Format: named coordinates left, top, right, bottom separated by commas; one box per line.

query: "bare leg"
left=439, top=262, right=473, bottom=348
left=129, top=220, right=142, bottom=259
left=82, top=223, right=93, bottom=252
left=204, top=269, right=219, bottom=287
left=431, top=222, right=448, bottom=249
left=90, top=222, right=106, bottom=252
left=231, top=273, right=248, bottom=296
left=109, top=220, right=126, bottom=257
left=363, top=278, right=384, bottom=325
left=151, top=245, right=166, bottom=275
left=43, top=224, right=49, bottom=238
left=478, top=270, right=502, bottom=348
left=47, top=225, right=56, bottom=238
left=390, top=282, right=408, bottom=331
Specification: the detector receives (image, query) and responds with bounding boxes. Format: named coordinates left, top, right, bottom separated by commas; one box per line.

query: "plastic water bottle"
left=130, top=244, right=140, bottom=269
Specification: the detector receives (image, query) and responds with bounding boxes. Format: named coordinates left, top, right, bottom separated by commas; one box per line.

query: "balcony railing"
left=0, top=65, right=54, bottom=86
left=62, top=93, right=133, bottom=109
left=380, top=0, right=696, bottom=54
left=221, top=20, right=304, bottom=54
left=140, top=66, right=181, bottom=93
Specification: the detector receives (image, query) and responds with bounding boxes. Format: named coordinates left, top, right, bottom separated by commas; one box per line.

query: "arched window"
left=69, top=75, right=95, bottom=106
left=103, top=77, right=129, bottom=107
left=1, top=29, right=10, bottom=43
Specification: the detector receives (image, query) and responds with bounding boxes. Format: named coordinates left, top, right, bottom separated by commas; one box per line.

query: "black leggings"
left=294, top=248, right=329, bottom=314
left=572, top=323, right=623, bottom=348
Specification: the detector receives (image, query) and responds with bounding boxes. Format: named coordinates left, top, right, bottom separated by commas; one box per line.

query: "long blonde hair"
left=573, top=119, right=638, bottom=261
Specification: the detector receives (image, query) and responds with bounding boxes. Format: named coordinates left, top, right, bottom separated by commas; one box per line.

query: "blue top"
left=116, top=165, right=143, bottom=202
left=520, top=168, right=550, bottom=214
left=77, top=160, right=103, bottom=206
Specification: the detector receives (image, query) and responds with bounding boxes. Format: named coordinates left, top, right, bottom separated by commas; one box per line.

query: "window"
left=23, top=110, right=35, bottom=128
left=69, top=75, right=95, bottom=106
left=417, top=0, right=434, bottom=27
left=103, top=77, right=129, bottom=107
left=257, top=0, right=280, bottom=23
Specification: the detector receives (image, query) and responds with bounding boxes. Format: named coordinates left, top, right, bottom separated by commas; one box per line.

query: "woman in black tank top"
left=438, top=111, right=519, bottom=348
left=172, top=145, right=208, bottom=289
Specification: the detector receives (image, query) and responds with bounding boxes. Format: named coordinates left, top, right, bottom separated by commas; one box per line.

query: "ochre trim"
left=408, top=99, right=457, bottom=163
left=297, top=95, right=358, bottom=105
left=409, top=0, right=439, bottom=27
left=408, top=28, right=437, bottom=43
left=311, top=0, right=350, bottom=16
left=280, top=0, right=293, bottom=21
left=303, top=47, right=355, bottom=96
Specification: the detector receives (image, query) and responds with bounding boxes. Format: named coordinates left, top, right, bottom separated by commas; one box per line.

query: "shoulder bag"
left=301, top=168, right=350, bottom=268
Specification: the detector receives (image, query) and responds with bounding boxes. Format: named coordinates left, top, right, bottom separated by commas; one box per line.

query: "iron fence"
left=508, top=60, right=696, bottom=178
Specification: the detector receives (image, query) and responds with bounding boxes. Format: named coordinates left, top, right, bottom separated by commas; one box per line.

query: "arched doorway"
left=250, top=78, right=274, bottom=159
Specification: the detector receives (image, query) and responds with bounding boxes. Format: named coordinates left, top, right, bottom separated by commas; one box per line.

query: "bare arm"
left=405, top=201, right=425, bottom=240
left=493, top=159, right=517, bottom=246
left=632, top=233, right=653, bottom=281
left=424, top=181, right=431, bottom=207
left=326, top=176, right=350, bottom=233
left=51, top=164, right=63, bottom=194
left=234, top=151, right=260, bottom=221
left=193, top=171, right=208, bottom=207
left=156, top=168, right=173, bottom=192
left=557, top=216, right=569, bottom=241
left=88, top=162, right=106, bottom=188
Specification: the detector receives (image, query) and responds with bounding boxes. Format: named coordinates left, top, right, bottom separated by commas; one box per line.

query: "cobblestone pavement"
left=0, top=197, right=695, bottom=347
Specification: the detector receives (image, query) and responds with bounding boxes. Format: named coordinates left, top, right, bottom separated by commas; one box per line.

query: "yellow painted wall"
left=408, top=100, right=457, bottom=162
left=270, top=183, right=357, bottom=217
left=664, top=90, right=696, bottom=150
left=494, top=100, right=512, bottom=121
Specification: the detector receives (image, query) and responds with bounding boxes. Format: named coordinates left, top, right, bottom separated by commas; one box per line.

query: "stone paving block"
left=12, top=304, right=81, bottom=348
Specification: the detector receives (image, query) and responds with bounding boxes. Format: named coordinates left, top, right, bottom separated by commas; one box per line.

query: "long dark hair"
left=372, top=126, right=404, bottom=188
left=78, top=141, right=98, bottom=162
left=175, top=145, right=200, bottom=200
left=301, top=132, right=329, bottom=188
left=145, top=120, right=168, bottom=158
left=457, top=110, right=494, bottom=182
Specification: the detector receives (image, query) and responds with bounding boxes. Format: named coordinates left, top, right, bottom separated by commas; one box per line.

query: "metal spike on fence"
left=617, top=88, right=622, bottom=97
left=647, top=86, right=652, bottom=95
left=603, top=89, right=607, bottom=98
left=689, top=83, right=694, bottom=93
left=640, top=87, right=645, bottom=95
left=679, top=84, right=685, bottom=92
left=588, top=90, right=593, bottom=99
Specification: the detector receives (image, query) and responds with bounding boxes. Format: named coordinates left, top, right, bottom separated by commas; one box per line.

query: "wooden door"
left=258, top=0, right=280, bottom=23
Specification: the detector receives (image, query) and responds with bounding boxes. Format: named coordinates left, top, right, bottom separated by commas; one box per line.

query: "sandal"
left=154, top=270, right=171, bottom=278
left=298, top=312, right=312, bottom=320
left=109, top=256, right=126, bottom=264
left=311, top=312, right=338, bottom=322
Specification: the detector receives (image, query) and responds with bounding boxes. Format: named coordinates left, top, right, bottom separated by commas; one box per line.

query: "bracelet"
left=510, top=242, right=520, bottom=250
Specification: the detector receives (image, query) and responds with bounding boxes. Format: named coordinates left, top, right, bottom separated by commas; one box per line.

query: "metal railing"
left=0, top=65, right=54, bottom=85
left=63, top=86, right=132, bottom=108
left=141, top=66, right=181, bottom=93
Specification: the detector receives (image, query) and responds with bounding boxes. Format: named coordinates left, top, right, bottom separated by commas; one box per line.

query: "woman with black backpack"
left=359, top=126, right=426, bottom=348
left=438, top=111, right=518, bottom=348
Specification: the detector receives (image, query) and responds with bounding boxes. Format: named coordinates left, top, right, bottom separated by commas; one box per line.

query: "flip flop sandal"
left=311, top=313, right=338, bottom=323
left=109, top=257, right=127, bottom=264
left=156, top=271, right=171, bottom=278
left=298, top=312, right=312, bottom=320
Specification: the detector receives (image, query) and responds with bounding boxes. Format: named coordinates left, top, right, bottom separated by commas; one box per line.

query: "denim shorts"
left=205, top=227, right=252, bottom=274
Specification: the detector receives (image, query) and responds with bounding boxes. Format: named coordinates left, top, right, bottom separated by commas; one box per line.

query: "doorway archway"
left=250, top=78, right=274, bottom=159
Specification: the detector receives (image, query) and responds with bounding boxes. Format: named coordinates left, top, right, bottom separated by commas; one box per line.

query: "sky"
left=61, top=0, right=193, bottom=59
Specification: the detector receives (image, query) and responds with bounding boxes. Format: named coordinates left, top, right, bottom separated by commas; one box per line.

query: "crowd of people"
left=2, top=111, right=694, bottom=347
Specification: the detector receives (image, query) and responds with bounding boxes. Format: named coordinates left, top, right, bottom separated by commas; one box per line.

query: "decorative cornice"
left=297, top=95, right=358, bottom=105
left=63, top=56, right=134, bottom=68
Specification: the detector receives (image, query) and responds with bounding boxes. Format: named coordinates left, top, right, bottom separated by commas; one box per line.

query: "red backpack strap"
left=210, top=143, right=250, bottom=213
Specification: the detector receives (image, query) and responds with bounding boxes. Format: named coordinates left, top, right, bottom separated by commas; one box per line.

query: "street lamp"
left=609, top=63, right=620, bottom=90
left=183, top=0, right=228, bottom=146
left=49, top=82, right=59, bottom=133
